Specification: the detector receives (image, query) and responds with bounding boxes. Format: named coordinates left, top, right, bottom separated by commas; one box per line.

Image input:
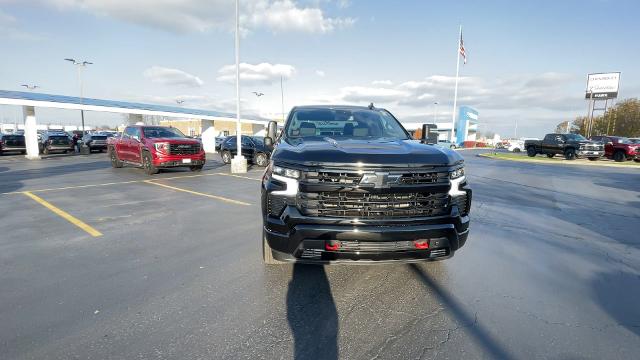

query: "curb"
left=477, top=153, right=640, bottom=169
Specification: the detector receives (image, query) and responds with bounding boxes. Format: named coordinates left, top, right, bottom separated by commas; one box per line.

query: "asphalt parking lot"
left=1, top=150, right=640, bottom=359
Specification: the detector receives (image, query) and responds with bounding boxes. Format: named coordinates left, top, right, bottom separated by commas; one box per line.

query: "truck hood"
left=148, top=137, right=200, bottom=144
left=272, top=138, right=463, bottom=167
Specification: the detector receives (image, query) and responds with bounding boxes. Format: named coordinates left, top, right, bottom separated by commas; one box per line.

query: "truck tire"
left=255, top=152, right=268, bottom=167
left=143, top=152, right=158, bottom=175
left=613, top=151, right=626, bottom=162
left=262, top=230, right=284, bottom=265
left=526, top=147, right=537, bottom=157
left=109, top=147, right=123, bottom=168
left=564, top=148, right=576, bottom=160
left=546, top=153, right=554, bottom=158
left=221, top=150, right=232, bottom=164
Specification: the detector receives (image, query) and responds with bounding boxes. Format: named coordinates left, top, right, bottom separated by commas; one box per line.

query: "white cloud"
left=0, top=8, right=43, bottom=40
left=311, top=72, right=587, bottom=137
left=315, top=70, right=326, bottom=77
left=217, top=62, right=296, bottom=84
left=36, top=0, right=355, bottom=34
left=143, top=66, right=204, bottom=87
left=248, top=0, right=355, bottom=33
left=339, top=86, right=410, bottom=103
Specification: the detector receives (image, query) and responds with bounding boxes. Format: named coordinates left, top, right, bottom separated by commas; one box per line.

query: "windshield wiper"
left=323, top=137, right=339, bottom=148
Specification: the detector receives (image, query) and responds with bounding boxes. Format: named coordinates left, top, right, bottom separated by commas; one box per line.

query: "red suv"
left=108, top=125, right=205, bottom=175
left=590, top=136, right=639, bottom=162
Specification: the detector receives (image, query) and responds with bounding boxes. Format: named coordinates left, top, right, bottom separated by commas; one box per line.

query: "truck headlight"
left=154, top=142, right=170, bottom=154
left=450, top=167, right=465, bottom=179
left=273, top=164, right=300, bottom=179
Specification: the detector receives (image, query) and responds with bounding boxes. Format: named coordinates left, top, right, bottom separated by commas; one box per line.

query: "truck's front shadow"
left=286, top=264, right=338, bottom=360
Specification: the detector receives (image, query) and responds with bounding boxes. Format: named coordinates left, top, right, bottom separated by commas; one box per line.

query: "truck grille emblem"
left=360, top=173, right=402, bottom=188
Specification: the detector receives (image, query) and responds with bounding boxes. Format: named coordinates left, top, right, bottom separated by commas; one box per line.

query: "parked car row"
left=523, top=133, right=640, bottom=162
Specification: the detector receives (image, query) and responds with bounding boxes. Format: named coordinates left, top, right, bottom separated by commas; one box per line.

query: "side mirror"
left=265, top=120, right=277, bottom=148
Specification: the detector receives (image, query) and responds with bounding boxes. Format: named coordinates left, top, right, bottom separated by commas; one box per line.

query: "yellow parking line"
left=215, top=173, right=262, bottom=181
left=22, top=191, right=103, bottom=237
left=144, top=180, right=251, bottom=206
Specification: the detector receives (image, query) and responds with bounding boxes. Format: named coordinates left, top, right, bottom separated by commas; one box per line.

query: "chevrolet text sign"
left=585, top=72, right=620, bottom=99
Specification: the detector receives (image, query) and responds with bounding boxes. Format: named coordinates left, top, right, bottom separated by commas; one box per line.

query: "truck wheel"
left=526, top=147, right=536, bottom=157
left=110, top=147, right=123, bottom=168
left=263, top=230, right=284, bottom=265
left=143, top=152, right=158, bottom=175
left=255, top=152, right=268, bottom=167
left=588, top=157, right=599, bottom=161
left=564, top=148, right=576, bottom=160
left=546, top=153, right=554, bottom=158
left=190, top=165, right=204, bottom=172
left=613, top=151, right=626, bottom=162
left=513, top=148, right=521, bottom=153
left=221, top=150, right=232, bottom=164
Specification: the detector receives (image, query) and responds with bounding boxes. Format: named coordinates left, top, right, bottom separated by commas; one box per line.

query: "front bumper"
left=577, top=150, right=604, bottom=157
left=153, top=152, right=206, bottom=167
left=263, top=198, right=470, bottom=264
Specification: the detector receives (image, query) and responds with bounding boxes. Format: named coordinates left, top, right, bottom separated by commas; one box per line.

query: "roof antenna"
left=368, top=102, right=375, bottom=110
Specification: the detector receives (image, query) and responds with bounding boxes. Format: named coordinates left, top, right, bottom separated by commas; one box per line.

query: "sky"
left=0, top=0, right=639, bottom=138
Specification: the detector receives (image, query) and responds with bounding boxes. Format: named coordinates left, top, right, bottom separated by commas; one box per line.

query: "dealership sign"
left=585, top=72, right=620, bottom=99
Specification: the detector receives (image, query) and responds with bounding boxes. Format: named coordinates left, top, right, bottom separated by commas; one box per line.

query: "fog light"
left=414, top=240, right=429, bottom=250
left=325, top=240, right=341, bottom=251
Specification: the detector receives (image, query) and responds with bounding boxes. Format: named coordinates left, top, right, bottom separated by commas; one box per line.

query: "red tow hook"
left=413, top=240, right=430, bottom=250
left=325, top=240, right=341, bottom=251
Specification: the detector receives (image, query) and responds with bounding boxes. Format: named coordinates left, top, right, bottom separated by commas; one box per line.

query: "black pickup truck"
left=525, top=133, right=604, bottom=160
left=260, top=105, right=472, bottom=265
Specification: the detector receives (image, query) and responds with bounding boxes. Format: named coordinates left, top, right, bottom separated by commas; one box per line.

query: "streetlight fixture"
left=21, top=84, right=40, bottom=91
left=65, top=58, right=93, bottom=135
left=176, top=99, right=185, bottom=105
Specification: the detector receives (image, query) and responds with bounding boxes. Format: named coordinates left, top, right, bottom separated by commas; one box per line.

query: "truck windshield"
left=285, top=108, right=409, bottom=140
left=565, top=134, right=587, bottom=141
left=143, top=127, right=185, bottom=138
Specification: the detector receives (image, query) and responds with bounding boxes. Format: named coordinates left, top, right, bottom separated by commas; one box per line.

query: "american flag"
left=459, top=31, right=467, bottom=64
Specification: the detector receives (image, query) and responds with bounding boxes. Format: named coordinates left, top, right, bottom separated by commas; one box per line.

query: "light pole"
left=231, top=0, right=246, bottom=173
left=21, top=84, right=39, bottom=91
left=65, top=58, right=93, bottom=135
left=433, top=101, right=439, bottom=123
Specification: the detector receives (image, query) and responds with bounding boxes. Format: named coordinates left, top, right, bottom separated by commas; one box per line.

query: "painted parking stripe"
left=214, top=172, right=262, bottom=181
left=144, top=180, right=251, bottom=206
left=22, top=191, right=103, bottom=237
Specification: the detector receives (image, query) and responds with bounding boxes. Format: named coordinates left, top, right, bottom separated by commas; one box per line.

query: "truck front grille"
left=299, top=191, right=449, bottom=218
left=170, top=143, right=200, bottom=155
left=305, top=171, right=362, bottom=184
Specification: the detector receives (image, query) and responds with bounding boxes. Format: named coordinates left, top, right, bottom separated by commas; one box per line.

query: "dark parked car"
left=215, top=136, right=228, bottom=151
left=219, top=135, right=271, bottom=167
left=0, top=133, right=26, bottom=155
left=589, top=135, right=639, bottom=162
left=525, top=133, right=604, bottom=160
left=80, top=133, right=109, bottom=153
left=260, top=105, right=471, bottom=265
left=39, top=132, right=74, bottom=154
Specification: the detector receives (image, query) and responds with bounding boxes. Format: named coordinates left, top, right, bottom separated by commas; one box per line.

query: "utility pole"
left=450, top=25, right=462, bottom=142
left=65, top=58, right=93, bottom=135
left=280, top=76, right=285, bottom=122
left=433, top=101, right=439, bottom=123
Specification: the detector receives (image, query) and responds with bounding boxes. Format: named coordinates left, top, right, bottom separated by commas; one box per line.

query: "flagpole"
left=451, top=25, right=462, bottom=143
